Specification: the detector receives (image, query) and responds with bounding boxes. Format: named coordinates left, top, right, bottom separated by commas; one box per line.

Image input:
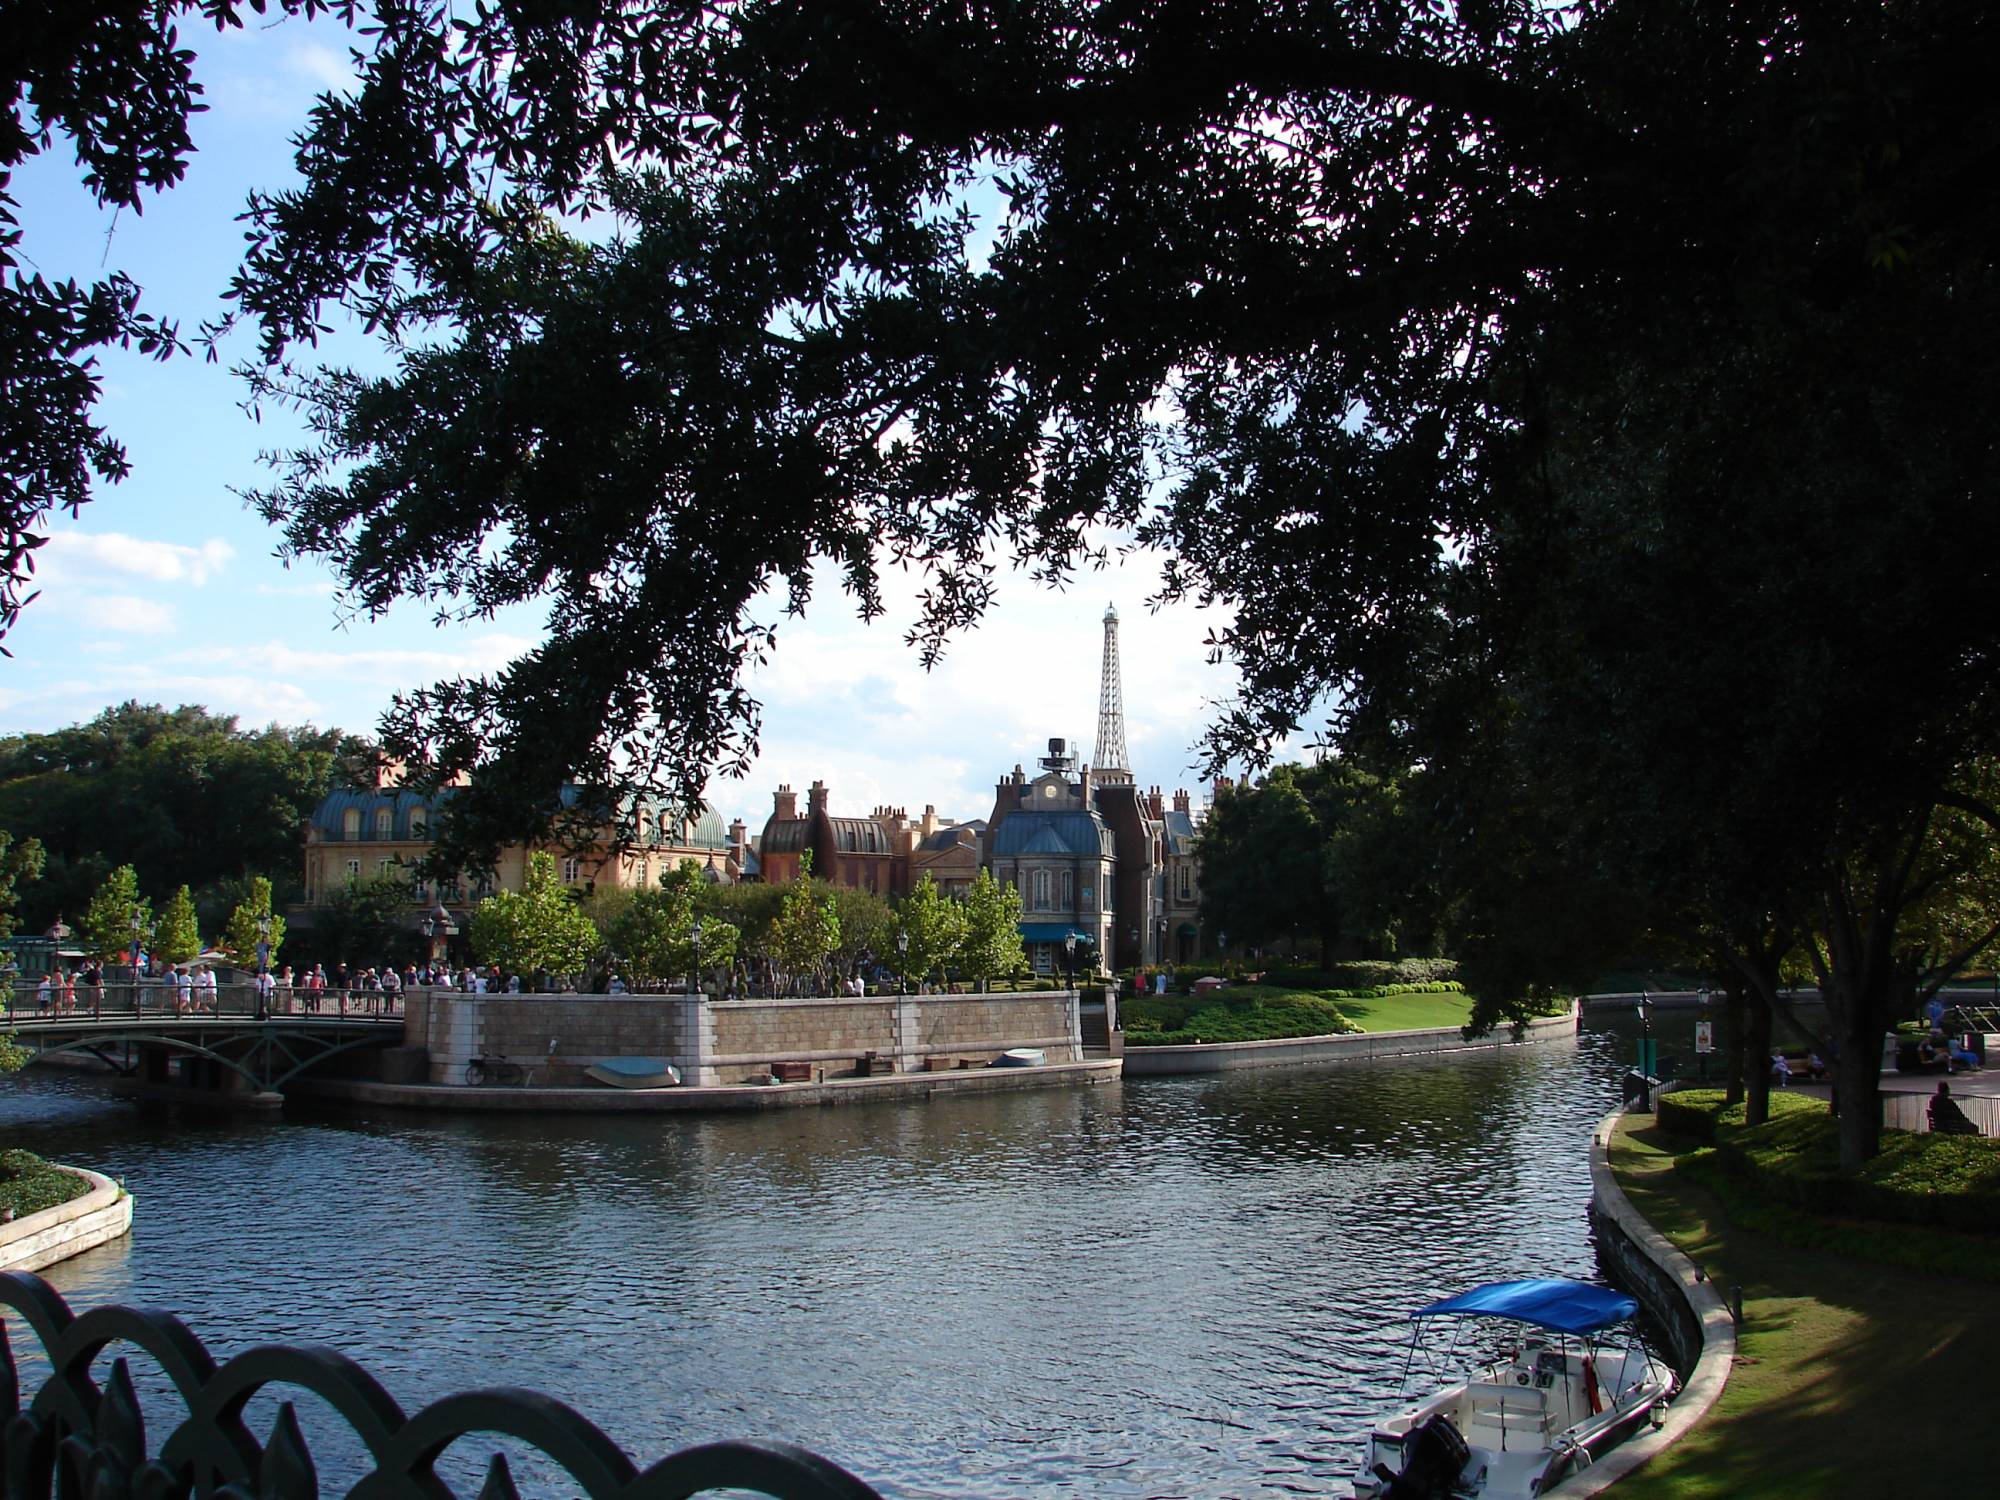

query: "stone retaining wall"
left=0, top=1167, right=133, bottom=1273
left=407, top=988, right=1081, bottom=1087
left=1121, top=1006, right=1576, bottom=1075
left=1549, top=1111, right=1736, bottom=1498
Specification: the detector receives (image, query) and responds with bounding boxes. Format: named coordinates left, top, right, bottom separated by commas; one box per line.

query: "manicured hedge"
left=1259, top=959, right=1459, bottom=990
left=1656, top=1090, right=2000, bottom=1234
left=1123, top=984, right=1362, bottom=1044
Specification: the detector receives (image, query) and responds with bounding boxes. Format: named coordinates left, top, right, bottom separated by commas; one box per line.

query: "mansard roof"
left=828, top=816, right=894, bottom=854
left=1162, top=808, right=1199, bottom=854
left=761, top=818, right=811, bottom=853
left=991, top=810, right=1108, bottom=858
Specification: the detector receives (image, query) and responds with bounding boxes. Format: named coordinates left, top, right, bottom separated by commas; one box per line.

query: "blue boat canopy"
left=1411, top=1279, right=1639, bottom=1335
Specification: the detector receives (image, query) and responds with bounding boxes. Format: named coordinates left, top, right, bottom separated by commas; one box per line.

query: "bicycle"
left=463, top=1054, right=523, bottom=1086
left=464, top=1039, right=558, bottom=1087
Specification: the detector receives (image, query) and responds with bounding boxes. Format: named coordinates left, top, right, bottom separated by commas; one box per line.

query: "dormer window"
left=374, top=807, right=393, bottom=839
left=410, top=809, right=428, bottom=839
left=342, top=808, right=361, bottom=838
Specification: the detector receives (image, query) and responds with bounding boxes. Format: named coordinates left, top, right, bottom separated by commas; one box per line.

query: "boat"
left=996, top=1047, right=1046, bottom=1067
left=584, top=1057, right=681, bottom=1089
left=1353, top=1278, right=1676, bottom=1500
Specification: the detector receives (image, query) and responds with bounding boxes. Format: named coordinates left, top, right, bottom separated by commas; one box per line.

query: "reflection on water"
left=0, top=1029, right=1632, bottom=1497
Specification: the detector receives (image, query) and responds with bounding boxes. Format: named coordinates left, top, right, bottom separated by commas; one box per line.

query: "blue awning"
left=1018, top=923, right=1089, bottom=943
left=1410, top=1280, right=1638, bottom=1334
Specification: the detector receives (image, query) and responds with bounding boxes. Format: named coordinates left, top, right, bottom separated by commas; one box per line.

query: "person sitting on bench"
left=1928, top=1081, right=1981, bottom=1136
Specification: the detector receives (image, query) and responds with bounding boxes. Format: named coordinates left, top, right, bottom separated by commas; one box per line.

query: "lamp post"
left=253, top=913, right=273, bottom=1018
left=419, top=901, right=455, bottom=975
left=895, top=928, right=909, bottom=996
left=689, top=917, right=704, bottom=997
left=1636, top=991, right=1657, bottom=1079
left=1064, top=930, right=1077, bottom=994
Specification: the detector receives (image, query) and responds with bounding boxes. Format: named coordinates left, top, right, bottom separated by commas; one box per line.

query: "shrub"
left=0, top=1150, right=91, bottom=1219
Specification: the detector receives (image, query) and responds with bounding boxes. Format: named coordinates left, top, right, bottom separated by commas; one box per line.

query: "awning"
left=1018, top=923, right=1089, bottom=943
left=1410, top=1279, right=1639, bottom=1335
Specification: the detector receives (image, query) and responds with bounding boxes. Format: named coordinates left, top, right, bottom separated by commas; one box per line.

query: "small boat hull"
left=585, top=1057, right=681, bottom=1089
left=997, top=1048, right=1046, bottom=1067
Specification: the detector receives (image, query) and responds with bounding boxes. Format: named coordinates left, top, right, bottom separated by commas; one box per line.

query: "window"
left=342, top=809, right=361, bottom=838
left=562, top=857, right=581, bottom=884
left=1082, top=885, right=1095, bottom=912
left=376, top=857, right=394, bottom=877
left=410, top=809, right=427, bottom=838
left=1061, top=869, right=1074, bottom=908
left=344, top=858, right=361, bottom=881
left=639, top=859, right=651, bottom=887
left=374, top=807, right=393, bottom=838
left=1179, top=867, right=1194, bottom=901
left=1033, top=869, right=1050, bottom=910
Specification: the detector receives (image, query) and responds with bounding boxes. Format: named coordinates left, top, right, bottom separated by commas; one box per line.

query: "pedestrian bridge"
left=3, top=992, right=402, bottom=1099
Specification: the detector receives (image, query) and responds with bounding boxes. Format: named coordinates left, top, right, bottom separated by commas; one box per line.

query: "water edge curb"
left=0, top=1165, right=133, bottom=1273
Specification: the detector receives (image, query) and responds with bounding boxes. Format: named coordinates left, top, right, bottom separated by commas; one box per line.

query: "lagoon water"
left=0, top=1025, right=1635, bottom=1497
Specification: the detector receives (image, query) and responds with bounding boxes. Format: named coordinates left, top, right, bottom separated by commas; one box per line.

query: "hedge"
left=0, top=1149, right=91, bottom=1219
left=1257, top=958, right=1459, bottom=991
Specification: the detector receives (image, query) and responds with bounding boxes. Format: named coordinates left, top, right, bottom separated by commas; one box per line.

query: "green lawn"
left=1122, top=982, right=1474, bottom=1044
left=1607, top=1116, right=1997, bottom=1499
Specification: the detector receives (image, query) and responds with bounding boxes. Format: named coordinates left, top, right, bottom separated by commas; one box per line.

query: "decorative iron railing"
left=0, top=1273, right=885, bottom=1500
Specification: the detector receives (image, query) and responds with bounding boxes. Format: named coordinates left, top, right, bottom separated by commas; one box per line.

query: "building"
left=300, top=768, right=742, bottom=931
left=982, top=739, right=1121, bottom=974
left=754, top=781, right=982, bottom=896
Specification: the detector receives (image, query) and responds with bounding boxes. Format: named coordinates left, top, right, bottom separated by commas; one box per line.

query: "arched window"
left=374, top=807, right=393, bottom=838
left=561, top=857, right=581, bottom=884
left=1061, top=869, right=1074, bottom=908
left=1033, top=869, right=1050, bottom=910
left=342, top=808, right=361, bottom=838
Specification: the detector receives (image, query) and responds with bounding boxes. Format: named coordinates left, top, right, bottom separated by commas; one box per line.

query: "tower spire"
left=1093, top=603, right=1132, bottom=778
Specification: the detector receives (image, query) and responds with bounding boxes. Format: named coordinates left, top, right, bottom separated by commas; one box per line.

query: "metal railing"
left=0, top=1272, right=882, bottom=1500
left=1, top=980, right=404, bottom=1025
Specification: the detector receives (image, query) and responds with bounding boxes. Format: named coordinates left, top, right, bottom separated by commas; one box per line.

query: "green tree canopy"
left=153, top=885, right=201, bottom=965
left=222, top=876, right=286, bottom=972
left=957, top=868, right=1026, bottom=991
left=80, top=865, right=150, bottom=966
left=607, top=860, right=740, bottom=986
left=310, top=871, right=412, bottom=968
left=467, top=851, right=600, bottom=977
left=0, top=831, right=44, bottom=941
left=767, top=851, right=841, bottom=993
left=894, top=875, right=966, bottom=992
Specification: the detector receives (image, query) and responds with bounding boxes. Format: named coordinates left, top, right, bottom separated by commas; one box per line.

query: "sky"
left=3, top=13, right=1269, bottom=834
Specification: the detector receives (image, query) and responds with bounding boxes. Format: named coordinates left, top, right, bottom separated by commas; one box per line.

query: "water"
left=0, top=1027, right=1633, bottom=1498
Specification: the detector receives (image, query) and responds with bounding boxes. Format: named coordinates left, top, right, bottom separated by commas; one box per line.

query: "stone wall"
left=408, top=988, right=1080, bottom=1087
left=0, top=1167, right=133, bottom=1273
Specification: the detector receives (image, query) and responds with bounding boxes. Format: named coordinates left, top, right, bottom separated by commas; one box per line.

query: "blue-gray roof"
left=991, top=811, right=1107, bottom=858
left=1163, top=809, right=1198, bottom=854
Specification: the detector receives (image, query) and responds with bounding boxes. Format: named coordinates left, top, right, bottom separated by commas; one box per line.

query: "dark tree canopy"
left=206, top=1, right=1998, bottom=882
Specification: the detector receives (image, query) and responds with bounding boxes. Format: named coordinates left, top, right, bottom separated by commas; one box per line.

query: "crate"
left=770, top=1060, right=812, bottom=1082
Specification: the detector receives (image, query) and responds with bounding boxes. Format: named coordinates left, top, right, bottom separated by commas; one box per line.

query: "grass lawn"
left=1328, top=988, right=1476, bottom=1033
left=1607, top=1115, right=1996, bottom=1499
left=1122, top=982, right=1477, bottom=1044
left=0, top=1148, right=91, bottom=1220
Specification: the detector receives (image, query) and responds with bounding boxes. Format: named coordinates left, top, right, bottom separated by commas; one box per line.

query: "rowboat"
left=1353, top=1278, right=1676, bottom=1499
left=584, top=1057, right=682, bottom=1088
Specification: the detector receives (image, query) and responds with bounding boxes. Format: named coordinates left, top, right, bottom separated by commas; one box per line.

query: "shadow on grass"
left=1610, top=1118, right=1996, bottom=1499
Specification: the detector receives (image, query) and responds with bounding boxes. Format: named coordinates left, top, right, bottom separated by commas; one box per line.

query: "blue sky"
left=3, top=13, right=1257, bottom=832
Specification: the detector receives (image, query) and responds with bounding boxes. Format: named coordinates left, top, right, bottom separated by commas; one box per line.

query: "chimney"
left=1173, top=788, right=1191, bottom=814
left=922, top=804, right=939, bottom=836
left=773, top=785, right=797, bottom=820
left=729, top=817, right=747, bottom=851
left=808, top=780, right=829, bottom=814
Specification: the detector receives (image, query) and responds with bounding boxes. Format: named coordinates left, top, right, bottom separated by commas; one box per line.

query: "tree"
left=222, top=876, right=285, bottom=972
left=1196, top=768, right=1339, bottom=963
left=607, top=860, right=740, bottom=987
left=80, top=865, right=149, bottom=966
left=894, top=876, right=966, bottom=993
left=310, top=871, right=411, bottom=967
left=766, top=851, right=840, bottom=994
left=824, top=883, right=894, bottom=984
left=957, top=869, right=1026, bottom=992
left=0, top=831, right=43, bottom=940
left=153, top=885, right=201, bottom=966
left=467, top=851, right=600, bottom=978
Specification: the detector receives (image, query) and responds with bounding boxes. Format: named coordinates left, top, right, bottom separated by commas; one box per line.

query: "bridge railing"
left=1, top=980, right=406, bottom=1025
left=0, top=1270, right=883, bottom=1500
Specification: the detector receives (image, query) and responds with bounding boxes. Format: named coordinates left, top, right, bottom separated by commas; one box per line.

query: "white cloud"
left=288, top=41, right=358, bottom=93
left=89, top=595, right=178, bottom=635
left=39, top=531, right=235, bottom=587
left=185, top=634, right=539, bottom=681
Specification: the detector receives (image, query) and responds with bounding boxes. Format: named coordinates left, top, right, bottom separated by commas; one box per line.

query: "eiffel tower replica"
left=1092, top=603, right=1134, bottom=784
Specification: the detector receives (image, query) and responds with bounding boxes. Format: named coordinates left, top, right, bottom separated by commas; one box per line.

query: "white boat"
left=1354, top=1279, right=1676, bottom=1500
left=996, top=1047, right=1046, bottom=1067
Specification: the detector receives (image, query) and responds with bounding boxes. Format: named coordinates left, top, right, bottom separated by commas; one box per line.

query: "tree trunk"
left=1723, top=983, right=1746, bottom=1107
left=1745, top=986, right=1774, bottom=1125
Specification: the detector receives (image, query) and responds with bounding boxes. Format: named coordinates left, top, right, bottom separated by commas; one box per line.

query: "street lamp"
left=1636, top=991, right=1656, bottom=1079
left=895, top=928, right=909, bottom=996
left=419, top=901, right=455, bottom=974
left=1064, top=930, right=1077, bottom=993
left=690, top=917, right=704, bottom=996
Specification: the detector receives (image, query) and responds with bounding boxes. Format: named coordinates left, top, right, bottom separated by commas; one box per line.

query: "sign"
left=1694, top=1020, right=1714, bottom=1054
